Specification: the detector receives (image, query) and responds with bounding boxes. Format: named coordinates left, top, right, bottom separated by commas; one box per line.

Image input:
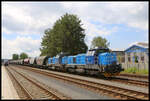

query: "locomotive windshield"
left=86, top=47, right=110, bottom=56
left=96, top=49, right=110, bottom=54
left=86, top=51, right=95, bottom=56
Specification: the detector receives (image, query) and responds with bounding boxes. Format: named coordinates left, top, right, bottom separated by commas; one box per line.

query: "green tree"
left=91, top=36, right=110, bottom=48
left=20, top=52, right=28, bottom=59
left=40, top=13, right=88, bottom=56
left=12, top=54, right=19, bottom=60
left=40, top=28, right=57, bottom=56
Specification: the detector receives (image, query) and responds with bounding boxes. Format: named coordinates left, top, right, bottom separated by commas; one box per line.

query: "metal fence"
left=121, top=63, right=149, bottom=70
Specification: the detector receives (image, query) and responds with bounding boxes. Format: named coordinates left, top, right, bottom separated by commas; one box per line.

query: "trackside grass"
left=121, top=67, right=149, bottom=75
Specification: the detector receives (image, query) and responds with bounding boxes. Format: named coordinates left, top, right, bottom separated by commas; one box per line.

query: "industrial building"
left=124, top=42, right=148, bottom=63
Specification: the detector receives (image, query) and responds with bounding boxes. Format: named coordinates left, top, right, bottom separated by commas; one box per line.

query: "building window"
left=141, top=56, right=144, bottom=62
left=127, top=53, right=130, bottom=57
left=128, top=57, right=131, bottom=62
left=135, top=56, right=139, bottom=63
left=132, top=56, right=135, bottom=62
left=121, top=57, right=125, bottom=63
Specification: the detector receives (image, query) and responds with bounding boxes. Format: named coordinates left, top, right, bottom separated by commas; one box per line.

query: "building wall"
left=125, top=45, right=148, bottom=63
left=123, top=45, right=149, bottom=70
left=123, top=52, right=149, bottom=70
left=125, top=52, right=148, bottom=63
left=144, top=52, right=149, bottom=63
left=122, top=62, right=148, bottom=70
left=117, top=55, right=125, bottom=63
left=113, top=51, right=125, bottom=63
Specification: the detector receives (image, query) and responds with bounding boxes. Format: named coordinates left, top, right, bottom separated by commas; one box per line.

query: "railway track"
left=6, top=66, right=71, bottom=100
left=13, top=65, right=149, bottom=100
left=6, top=67, right=32, bottom=99
left=109, top=77, right=149, bottom=87
left=12, top=64, right=149, bottom=88
left=120, top=73, right=148, bottom=79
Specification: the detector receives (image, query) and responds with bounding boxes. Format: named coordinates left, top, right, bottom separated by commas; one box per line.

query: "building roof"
left=125, top=42, right=148, bottom=52
left=129, top=42, right=148, bottom=48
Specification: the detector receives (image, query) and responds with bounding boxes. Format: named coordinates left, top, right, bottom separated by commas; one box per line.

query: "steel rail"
left=14, top=65, right=149, bottom=100
left=6, top=67, right=33, bottom=99
left=120, top=73, right=148, bottom=79
left=110, top=77, right=149, bottom=87
left=8, top=66, right=70, bottom=100
left=14, top=64, right=149, bottom=87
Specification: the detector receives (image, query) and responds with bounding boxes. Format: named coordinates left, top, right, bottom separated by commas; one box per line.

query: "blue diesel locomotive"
left=47, top=47, right=124, bottom=77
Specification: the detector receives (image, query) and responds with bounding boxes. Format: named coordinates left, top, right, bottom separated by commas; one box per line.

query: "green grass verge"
left=122, top=67, right=149, bottom=75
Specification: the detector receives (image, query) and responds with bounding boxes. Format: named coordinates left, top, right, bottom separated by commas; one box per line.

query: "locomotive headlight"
left=116, top=62, right=120, bottom=65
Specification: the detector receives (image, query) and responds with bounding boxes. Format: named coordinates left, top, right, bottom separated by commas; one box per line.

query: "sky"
left=2, top=1, right=149, bottom=59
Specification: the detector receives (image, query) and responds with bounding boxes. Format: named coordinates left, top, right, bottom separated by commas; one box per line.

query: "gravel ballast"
left=11, top=66, right=115, bottom=99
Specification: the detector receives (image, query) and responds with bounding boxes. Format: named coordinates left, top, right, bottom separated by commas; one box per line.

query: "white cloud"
left=63, top=2, right=148, bottom=30
left=2, top=2, right=62, bottom=35
left=60, top=2, right=90, bottom=9
left=2, top=2, right=148, bottom=35
left=2, top=36, right=41, bottom=59
left=82, top=20, right=118, bottom=48
left=105, top=2, right=148, bottom=30
left=2, top=2, right=148, bottom=59
left=2, top=27, right=12, bottom=34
